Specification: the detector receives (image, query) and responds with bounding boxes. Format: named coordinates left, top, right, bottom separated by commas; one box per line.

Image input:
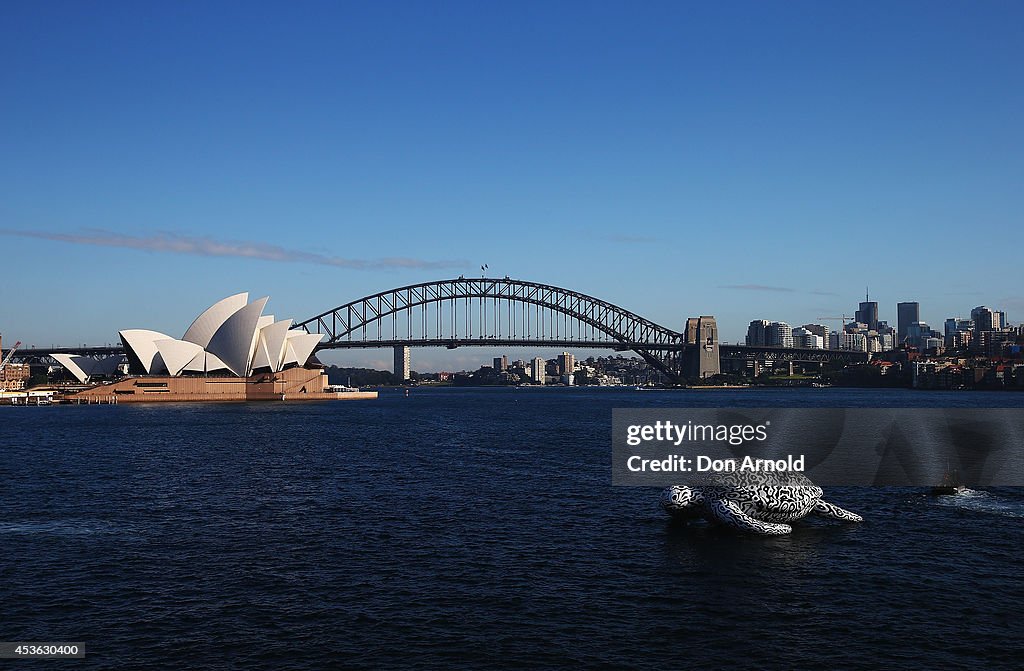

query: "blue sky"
left=2, top=1, right=1021, bottom=370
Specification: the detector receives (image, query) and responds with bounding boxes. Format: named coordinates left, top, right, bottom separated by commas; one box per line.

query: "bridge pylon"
left=682, top=316, right=720, bottom=380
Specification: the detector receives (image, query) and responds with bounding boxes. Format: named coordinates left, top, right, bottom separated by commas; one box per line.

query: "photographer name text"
left=626, top=454, right=805, bottom=473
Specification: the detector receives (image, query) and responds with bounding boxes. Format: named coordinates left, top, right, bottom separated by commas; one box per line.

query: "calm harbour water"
left=3, top=387, right=1024, bottom=669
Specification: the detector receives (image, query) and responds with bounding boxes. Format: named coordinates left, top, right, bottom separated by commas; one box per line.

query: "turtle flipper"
left=706, top=498, right=792, bottom=535
left=814, top=500, right=862, bottom=522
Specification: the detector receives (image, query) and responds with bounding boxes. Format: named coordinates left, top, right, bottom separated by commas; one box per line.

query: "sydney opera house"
left=56, top=293, right=374, bottom=403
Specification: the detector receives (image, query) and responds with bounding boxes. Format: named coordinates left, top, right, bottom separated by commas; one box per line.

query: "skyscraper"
left=855, top=289, right=879, bottom=331
left=897, top=302, right=919, bottom=343
left=971, top=306, right=999, bottom=332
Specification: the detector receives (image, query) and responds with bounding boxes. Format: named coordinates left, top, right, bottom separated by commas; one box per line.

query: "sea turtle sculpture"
left=661, top=471, right=862, bottom=535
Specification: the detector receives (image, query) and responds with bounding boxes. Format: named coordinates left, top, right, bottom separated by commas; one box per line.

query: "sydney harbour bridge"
left=14, top=277, right=867, bottom=384
left=292, top=277, right=867, bottom=383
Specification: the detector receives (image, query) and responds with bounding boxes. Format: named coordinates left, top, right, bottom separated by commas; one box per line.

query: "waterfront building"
left=557, top=352, right=575, bottom=375
left=531, top=357, right=546, bottom=383
left=1, top=335, right=35, bottom=390
left=1, top=362, right=30, bottom=390
left=897, top=302, right=919, bottom=343
left=52, top=292, right=323, bottom=383
left=48, top=293, right=375, bottom=403
left=394, top=345, right=411, bottom=381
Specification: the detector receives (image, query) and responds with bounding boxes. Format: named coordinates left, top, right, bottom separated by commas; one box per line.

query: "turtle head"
left=660, top=485, right=704, bottom=519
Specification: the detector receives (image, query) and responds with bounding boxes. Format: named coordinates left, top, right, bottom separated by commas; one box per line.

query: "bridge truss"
left=293, top=277, right=687, bottom=379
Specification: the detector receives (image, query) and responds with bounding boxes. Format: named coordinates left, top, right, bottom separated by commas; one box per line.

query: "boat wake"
left=0, top=520, right=125, bottom=536
left=932, top=490, right=1024, bottom=519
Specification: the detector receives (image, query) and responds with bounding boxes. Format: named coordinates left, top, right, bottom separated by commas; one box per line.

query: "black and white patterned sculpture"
left=661, top=471, right=862, bottom=535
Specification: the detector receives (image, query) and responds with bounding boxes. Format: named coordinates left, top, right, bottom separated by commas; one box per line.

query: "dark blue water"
left=3, top=388, right=1024, bottom=669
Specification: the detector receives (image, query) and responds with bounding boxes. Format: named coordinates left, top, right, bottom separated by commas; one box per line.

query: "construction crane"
left=0, top=340, right=21, bottom=373
left=0, top=340, right=22, bottom=392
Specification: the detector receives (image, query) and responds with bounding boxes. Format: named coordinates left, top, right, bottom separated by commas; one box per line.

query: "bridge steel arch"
left=293, top=277, right=686, bottom=380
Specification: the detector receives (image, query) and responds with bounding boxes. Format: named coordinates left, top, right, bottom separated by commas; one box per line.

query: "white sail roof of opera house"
left=114, top=293, right=323, bottom=378
left=50, top=353, right=125, bottom=384
left=182, top=292, right=249, bottom=348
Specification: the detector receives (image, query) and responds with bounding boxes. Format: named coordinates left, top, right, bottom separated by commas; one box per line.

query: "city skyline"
left=0, top=275, right=1015, bottom=372
left=2, top=2, right=1022, bottom=371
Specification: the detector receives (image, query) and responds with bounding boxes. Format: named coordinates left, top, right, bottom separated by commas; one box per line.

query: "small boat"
left=930, top=469, right=967, bottom=496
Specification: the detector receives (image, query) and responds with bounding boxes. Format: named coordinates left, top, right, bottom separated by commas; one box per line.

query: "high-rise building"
left=393, top=345, right=410, bottom=381
left=971, top=306, right=999, bottom=332
left=493, top=355, right=508, bottom=372
left=792, top=327, right=823, bottom=349
left=532, top=357, right=546, bottom=384
left=856, top=290, right=879, bottom=331
left=873, top=322, right=896, bottom=352
left=951, top=330, right=973, bottom=350
left=558, top=352, right=575, bottom=375
left=944, top=318, right=973, bottom=348
left=745, top=320, right=770, bottom=346
left=897, top=302, right=919, bottom=343
left=906, top=321, right=940, bottom=348
left=831, top=331, right=868, bottom=352
left=801, top=324, right=830, bottom=349
left=765, top=322, right=793, bottom=348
